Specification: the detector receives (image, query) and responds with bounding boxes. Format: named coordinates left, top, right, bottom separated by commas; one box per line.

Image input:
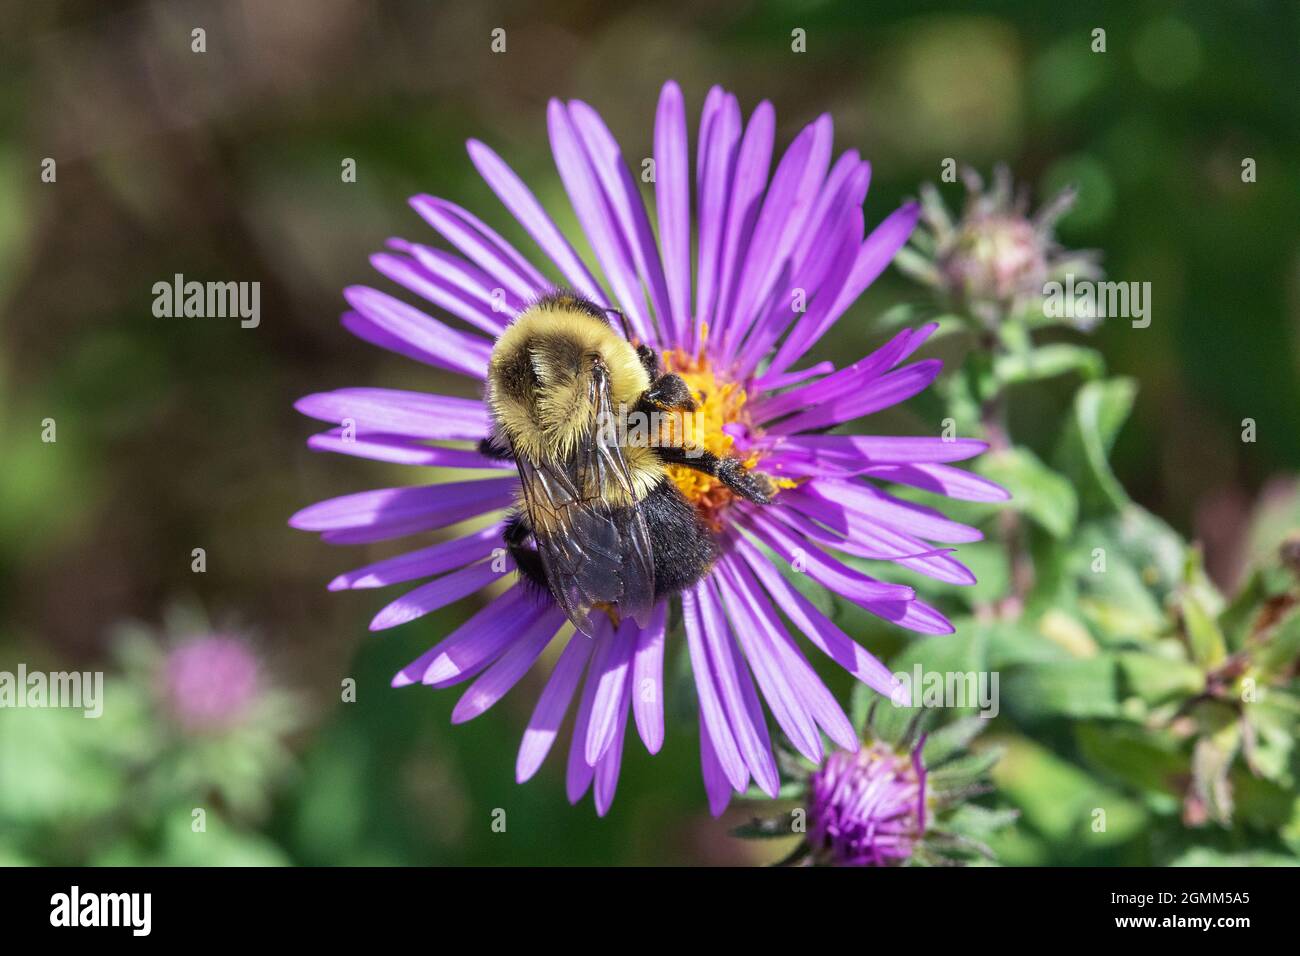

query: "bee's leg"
left=654, top=445, right=774, bottom=504
left=635, top=343, right=660, bottom=380
left=503, top=513, right=549, bottom=593
left=642, top=373, right=698, bottom=412
left=477, top=436, right=514, bottom=461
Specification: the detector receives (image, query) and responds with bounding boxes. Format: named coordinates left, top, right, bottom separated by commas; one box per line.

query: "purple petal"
left=727, top=257, right=799, bottom=382
left=369, top=560, right=504, bottom=631
left=681, top=587, right=747, bottom=791
left=295, top=388, right=489, bottom=441
left=317, top=494, right=509, bottom=546
left=343, top=286, right=492, bottom=379
left=308, top=429, right=510, bottom=470
left=790, top=151, right=869, bottom=269
left=713, top=560, right=822, bottom=762
left=410, top=195, right=548, bottom=301
left=388, top=237, right=528, bottom=317
left=749, top=208, right=860, bottom=379
left=710, top=100, right=774, bottom=347
left=699, top=710, right=735, bottom=817
left=466, top=138, right=605, bottom=303
left=802, top=479, right=983, bottom=543
left=721, top=113, right=832, bottom=364
left=755, top=361, right=834, bottom=393
left=547, top=100, right=654, bottom=344
left=585, top=617, right=638, bottom=766
left=752, top=322, right=919, bottom=402
left=879, top=597, right=955, bottom=635
left=744, top=513, right=948, bottom=632
left=569, top=99, right=673, bottom=347
left=765, top=359, right=944, bottom=436
left=391, top=585, right=530, bottom=687
left=289, top=477, right=516, bottom=535
left=743, top=508, right=915, bottom=604
left=631, top=602, right=667, bottom=754
left=654, top=81, right=692, bottom=348
left=776, top=491, right=933, bottom=560
left=341, top=310, right=452, bottom=370
left=725, top=559, right=858, bottom=752
left=328, top=523, right=503, bottom=591
left=517, top=633, right=594, bottom=783
left=776, top=503, right=976, bottom=586
left=370, top=249, right=511, bottom=336
left=824, top=200, right=920, bottom=324
left=863, top=463, right=1010, bottom=502
left=773, top=434, right=989, bottom=467
left=566, top=618, right=615, bottom=803
left=451, top=605, right=566, bottom=723
left=593, top=677, right=632, bottom=817
left=731, top=535, right=899, bottom=699
left=733, top=158, right=870, bottom=377
left=693, top=90, right=741, bottom=353
left=695, top=578, right=780, bottom=798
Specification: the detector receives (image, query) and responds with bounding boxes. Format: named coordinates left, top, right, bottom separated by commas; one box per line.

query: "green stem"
left=979, top=338, right=1034, bottom=618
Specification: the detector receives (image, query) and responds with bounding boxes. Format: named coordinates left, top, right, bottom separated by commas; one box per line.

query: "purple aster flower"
left=897, top=164, right=1102, bottom=329
left=291, top=81, right=1007, bottom=816
left=159, top=635, right=261, bottom=734
left=806, top=741, right=927, bottom=866
left=737, top=711, right=1010, bottom=866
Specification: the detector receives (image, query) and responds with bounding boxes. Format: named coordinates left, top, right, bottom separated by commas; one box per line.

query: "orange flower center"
left=659, top=336, right=790, bottom=528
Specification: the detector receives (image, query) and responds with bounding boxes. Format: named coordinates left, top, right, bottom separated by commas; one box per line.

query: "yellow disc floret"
left=660, top=340, right=791, bottom=528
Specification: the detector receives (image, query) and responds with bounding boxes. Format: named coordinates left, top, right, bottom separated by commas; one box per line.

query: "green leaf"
left=1182, top=591, right=1227, bottom=669
left=1001, top=657, right=1124, bottom=721
left=976, top=447, right=1078, bottom=538
left=1191, top=723, right=1240, bottom=826
left=992, top=734, right=1147, bottom=847
left=1116, top=651, right=1204, bottom=705
left=1218, top=569, right=1277, bottom=652
left=1075, top=722, right=1185, bottom=800
left=921, top=715, right=989, bottom=767
left=1053, top=378, right=1137, bottom=516
left=943, top=803, right=1020, bottom=838
left=994, top=343, right=1105, bottom=387
left=927, top=747, right=1004, bottom=790
left=1252, top=611, right=1300, bottom=678
left=1066, top=516, right=1174, bottom=644
left=1239, top=695, right=1297, bottom=788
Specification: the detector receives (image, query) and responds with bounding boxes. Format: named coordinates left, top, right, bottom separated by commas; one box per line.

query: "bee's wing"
left=513, top=364, right=655, bottom=635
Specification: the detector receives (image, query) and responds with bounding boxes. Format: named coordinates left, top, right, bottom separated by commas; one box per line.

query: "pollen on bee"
left=590, top=601, right=622, bottom=629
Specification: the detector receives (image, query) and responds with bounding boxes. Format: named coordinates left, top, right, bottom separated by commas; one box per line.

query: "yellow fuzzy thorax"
left=487, top=306, right=650, bottom=467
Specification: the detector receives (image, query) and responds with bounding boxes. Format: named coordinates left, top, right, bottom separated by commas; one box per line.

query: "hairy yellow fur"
left=487, top=302, right=662, bottom=503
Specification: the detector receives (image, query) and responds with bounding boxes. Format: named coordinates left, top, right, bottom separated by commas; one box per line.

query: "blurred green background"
left=0, top=0, right=1297, bottom=865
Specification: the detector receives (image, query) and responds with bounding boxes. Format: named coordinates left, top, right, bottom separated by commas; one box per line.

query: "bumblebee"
left=481, top=290, right=772, bottom=634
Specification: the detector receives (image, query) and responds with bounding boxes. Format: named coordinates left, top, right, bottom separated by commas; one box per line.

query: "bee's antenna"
left=604, top=307, right=632, bottom=342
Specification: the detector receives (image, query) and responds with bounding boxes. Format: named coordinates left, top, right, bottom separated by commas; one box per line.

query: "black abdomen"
left=641, top=478, right=718, bottom=598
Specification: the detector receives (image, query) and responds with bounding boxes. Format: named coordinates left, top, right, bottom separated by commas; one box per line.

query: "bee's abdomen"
left=640, top=478, right=718, bottom=598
